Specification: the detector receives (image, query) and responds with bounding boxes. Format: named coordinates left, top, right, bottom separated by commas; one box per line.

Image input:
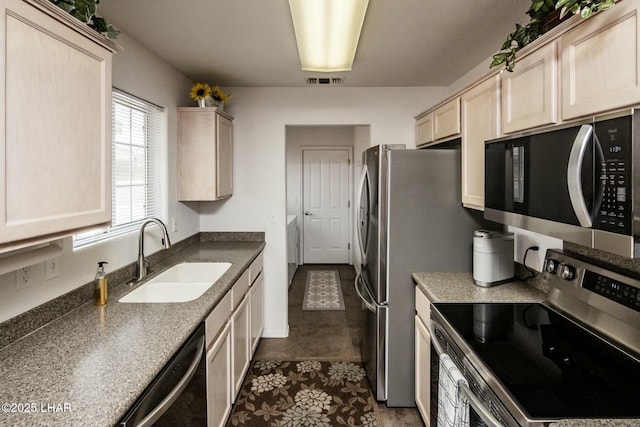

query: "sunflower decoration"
left=212, top=86, right=231, bottom=103
left=190, top=82, right=212, bottom=101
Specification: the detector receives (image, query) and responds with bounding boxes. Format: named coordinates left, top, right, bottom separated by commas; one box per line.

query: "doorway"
left=286, top=125, right=371, bottom=271
left=301, top=147, right=352, bottom=264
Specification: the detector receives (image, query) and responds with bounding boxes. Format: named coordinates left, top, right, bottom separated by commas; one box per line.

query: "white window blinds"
left=74, top=90, right=163, bottom=247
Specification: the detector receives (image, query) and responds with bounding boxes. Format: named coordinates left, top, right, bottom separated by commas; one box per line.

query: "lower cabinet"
left=415, top=287, right=432, bottom=426
left=232, top=293, right=251, bottom=397
left=205, top=250, right=264, bottom=425
left=206, top=322, right=232, bottom=427
left=250, top=272, right=264, bottom=353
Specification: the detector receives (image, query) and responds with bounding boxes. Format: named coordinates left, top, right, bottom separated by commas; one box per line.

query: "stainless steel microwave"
left=484, top=109, right=640, bottom=258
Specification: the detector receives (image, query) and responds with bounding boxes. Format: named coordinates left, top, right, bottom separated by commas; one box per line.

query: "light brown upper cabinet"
left=177, top=107, right=234, bottom=201
left=415, top=113, right=434, bottom=146
left=501, top=41, right=558, bottom=134
left=461, top=74, right=501, bottom=210
left=0, top=0, right=118, bottom=253
left=415, top=97, right=461, bottom=147
left=561, top=0, right=640, bottom=120
left=434, top=98, right=461, bottom=141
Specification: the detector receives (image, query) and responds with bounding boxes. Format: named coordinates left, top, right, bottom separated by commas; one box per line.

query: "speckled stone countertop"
left=550, top=420, right=640, bottom=427
left=413, top=272, right=640, bottom=427
left=412, top=272, right=546, bottom=303
left=0, top=239, right=264, bottom=427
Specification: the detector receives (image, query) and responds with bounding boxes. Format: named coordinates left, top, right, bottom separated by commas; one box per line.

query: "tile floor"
left=254, top=264, right=424, bottom=427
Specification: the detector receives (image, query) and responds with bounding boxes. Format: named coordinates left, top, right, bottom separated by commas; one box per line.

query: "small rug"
left=227, top=360, right=380, bottom=427
left=302, top=270, right=345, bottom=311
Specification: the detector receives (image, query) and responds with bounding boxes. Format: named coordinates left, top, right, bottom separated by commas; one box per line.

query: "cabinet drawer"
left=415, top=286, right=431, bottom=326
left=206, top=291, right=232, bottom=348
left=232, top=268, right=250, bottom=309
left=249, top=252, right=264, bottom=285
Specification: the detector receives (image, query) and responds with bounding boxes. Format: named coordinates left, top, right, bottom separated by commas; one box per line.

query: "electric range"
left=430, top=249, right=640, bottom=426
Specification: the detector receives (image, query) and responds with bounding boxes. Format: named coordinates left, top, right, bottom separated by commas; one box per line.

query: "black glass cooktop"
left=434, top=302, right=640, bottom=419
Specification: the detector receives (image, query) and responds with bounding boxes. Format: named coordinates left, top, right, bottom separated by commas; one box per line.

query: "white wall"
left=199, top=86, right=446, bottom=337
left=0, top=33, right=199, bottom=323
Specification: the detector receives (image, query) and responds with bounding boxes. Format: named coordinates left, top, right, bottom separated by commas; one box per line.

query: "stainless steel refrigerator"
left=355, top=144, right=488, bottom=407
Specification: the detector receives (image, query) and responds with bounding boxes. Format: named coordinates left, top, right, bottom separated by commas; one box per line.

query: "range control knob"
left=545, top=259, right=558, bottom=274
left=559, top=265, right=576, bottom=280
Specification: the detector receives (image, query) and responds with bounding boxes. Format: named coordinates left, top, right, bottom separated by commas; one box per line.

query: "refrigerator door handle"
left=354, top=272, right=378, bottom=313
left=356, top=164, right=369, bottom=260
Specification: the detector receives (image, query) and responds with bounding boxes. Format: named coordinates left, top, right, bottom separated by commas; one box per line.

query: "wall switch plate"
left=16, top=266, right=32, bottom=290
left=45, top=257, right=60, bottom=280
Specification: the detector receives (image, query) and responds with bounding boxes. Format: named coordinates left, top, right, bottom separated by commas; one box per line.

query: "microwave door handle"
left=459, top=383, right=505, bottom=427
left=567, top=124, right=594, bottom=227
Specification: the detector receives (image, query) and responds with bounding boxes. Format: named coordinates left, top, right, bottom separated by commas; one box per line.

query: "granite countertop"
left=412, top=271, right=546, bottom=303
left=413, top=272, right=640, bottom=427
left=0, top=239, right=264, bottom=427
left=550, top=421, right=640, bottom=427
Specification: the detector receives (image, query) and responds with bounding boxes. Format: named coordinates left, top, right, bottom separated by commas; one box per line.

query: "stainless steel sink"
left=119, top=262, right=232, bottom=303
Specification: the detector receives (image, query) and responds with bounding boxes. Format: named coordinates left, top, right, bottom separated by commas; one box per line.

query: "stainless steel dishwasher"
left=118, top=323, right=207, bottom=426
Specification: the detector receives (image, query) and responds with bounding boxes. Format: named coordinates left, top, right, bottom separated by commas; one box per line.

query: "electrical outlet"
left=16, top=266, right=32, bottom=290
left=171, top=217, right=178, bottom=233
left=269, top=214, right=277, bottom=224
left=45, top=257, right=60, bottom=280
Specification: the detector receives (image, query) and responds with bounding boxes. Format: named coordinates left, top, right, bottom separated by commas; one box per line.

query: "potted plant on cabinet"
left=491, top=0, right=617, bottom=71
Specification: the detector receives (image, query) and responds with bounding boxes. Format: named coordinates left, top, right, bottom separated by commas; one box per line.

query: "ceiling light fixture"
left=288, top=0, right=369, bottom=72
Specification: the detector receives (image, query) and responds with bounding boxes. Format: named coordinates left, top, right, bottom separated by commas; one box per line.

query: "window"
left=74, top=90, right=163, bottom=247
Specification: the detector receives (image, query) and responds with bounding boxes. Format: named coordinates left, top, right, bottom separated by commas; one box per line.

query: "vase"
left=197, top=98, right=206, bottom=108
left=213, top=99, right=224, bottom=112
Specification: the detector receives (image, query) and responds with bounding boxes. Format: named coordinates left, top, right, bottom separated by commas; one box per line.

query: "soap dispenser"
left=94, top=261, right=109, bottom=306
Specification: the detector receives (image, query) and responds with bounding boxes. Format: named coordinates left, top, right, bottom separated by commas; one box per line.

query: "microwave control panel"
left=594, top=116, right=632, bottom=236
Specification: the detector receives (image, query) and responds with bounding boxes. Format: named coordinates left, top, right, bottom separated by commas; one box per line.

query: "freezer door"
left=355, top=272, right=388, bottom=401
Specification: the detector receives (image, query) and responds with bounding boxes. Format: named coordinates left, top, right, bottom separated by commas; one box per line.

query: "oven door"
left=429, top=322, right=507, bottom=427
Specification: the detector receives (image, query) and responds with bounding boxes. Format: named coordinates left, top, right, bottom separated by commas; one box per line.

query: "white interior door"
left=302, top=149, right=351, bottom=264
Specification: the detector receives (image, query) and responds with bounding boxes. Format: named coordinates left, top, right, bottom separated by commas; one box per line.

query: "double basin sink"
left=119, top=262, right=232, bottom=303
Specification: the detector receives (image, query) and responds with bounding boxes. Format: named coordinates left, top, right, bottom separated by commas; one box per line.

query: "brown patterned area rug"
left=227, top=360, right=381, bottom=427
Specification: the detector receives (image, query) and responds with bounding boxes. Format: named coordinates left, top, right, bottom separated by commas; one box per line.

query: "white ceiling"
left=98, top=0, right=531, bottom=87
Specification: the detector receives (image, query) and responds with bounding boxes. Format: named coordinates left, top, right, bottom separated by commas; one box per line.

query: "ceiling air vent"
left=306, top=77, right=344, bottom=85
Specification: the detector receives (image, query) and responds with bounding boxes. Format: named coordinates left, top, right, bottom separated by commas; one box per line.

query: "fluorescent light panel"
left=289, top=0, right=369, bottom=72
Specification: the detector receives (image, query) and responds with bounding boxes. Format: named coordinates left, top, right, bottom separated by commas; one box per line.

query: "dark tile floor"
left=254, top=264, right=424, bottom=427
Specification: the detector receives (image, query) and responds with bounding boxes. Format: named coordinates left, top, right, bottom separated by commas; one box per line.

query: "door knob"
left=304, top=211, right=312, bottom=216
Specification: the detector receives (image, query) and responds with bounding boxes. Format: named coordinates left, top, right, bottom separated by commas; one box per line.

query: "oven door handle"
left=567, top=124, right=594, bottom=227
left=459, top=383, right=505, bottom=427
left=429, top=323, right=505, bottom=427
left=136, top=335, right=205, bottom=427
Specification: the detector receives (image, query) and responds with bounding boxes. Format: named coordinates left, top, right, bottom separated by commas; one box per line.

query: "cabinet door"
left=177, top=108, right=233, bottom=201
left=433, top=98, right=461, bottom=141
left=216, top=114, right=233, bottom=198
left=561, top=1, right=640, bottom=120
left=0, top=0, right=112, bottom=248
left=415, top=316, right=431, bottom=426
left=416, top=113, right=434, bottom=146
left=461, top=75, right=501, bottom=210
left=232, top=293, right=250, bottom=397
left=250, top=273, right=264, bottom=354
left=502, top=42, right=558, bottom=133
left=206, top=321, right=232, bottom=427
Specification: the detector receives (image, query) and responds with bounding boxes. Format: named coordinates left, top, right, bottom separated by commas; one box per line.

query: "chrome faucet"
left=136, top=218, right=172, bottom=280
